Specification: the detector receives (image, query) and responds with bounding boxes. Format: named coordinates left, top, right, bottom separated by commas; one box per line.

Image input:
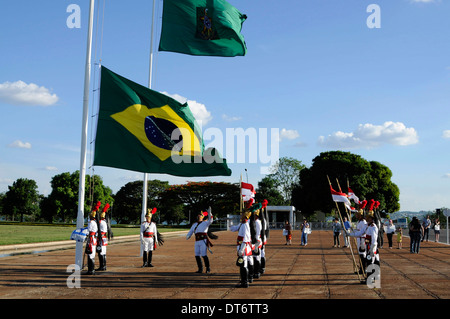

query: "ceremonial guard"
left=347, top=206, right=368, bottom=277
left=96, top=203, right=110, bottom=271
left=364, top=210, right=380, bottom=285
left=85, top=201, right=101, bottom=275
left=231, top=203, right=259, bottom=288
left=140, top=208, right=158, bottom=267
left=250, top=203, right=263, bottom=280
left=259, top=199, right=269, bottom=275
left=186, top=210, right=214, bottom=274
left=248, top=203, right=262, bottom=283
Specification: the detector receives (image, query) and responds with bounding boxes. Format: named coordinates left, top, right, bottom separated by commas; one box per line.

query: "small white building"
left=226, top=205, right=296, bottom=230
left=266, top=205, right=296, bottom=228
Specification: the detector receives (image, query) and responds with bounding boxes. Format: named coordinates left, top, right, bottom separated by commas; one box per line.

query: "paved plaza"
left=1, top=229, right=450, bottom=302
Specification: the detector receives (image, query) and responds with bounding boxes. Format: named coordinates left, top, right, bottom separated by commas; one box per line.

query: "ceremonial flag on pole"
left=330, top=186, right=351, bottom=206
left=347, top=187, right=360, bottom=204
left=158, top=0, right=247, bottom=57
left=241, top=181, right=255, bottom=201
left=93, top=66, right=232, bottom=177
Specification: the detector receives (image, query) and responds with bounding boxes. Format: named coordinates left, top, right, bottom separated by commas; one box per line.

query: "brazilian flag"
left=159, top=0, right=247, bottom=57
left=93, top=66, right=232, bottom=177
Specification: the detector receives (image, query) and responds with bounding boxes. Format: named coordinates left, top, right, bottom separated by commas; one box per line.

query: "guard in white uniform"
left=85, top=201, right=101, bottom=275
left=186, top=211, right=213, bottom=273
left=259, top=199, right=269, bottom=274
left=231, top=208, right=254, bottom=288
left=252, top=206, right=262, bottom=279
left=96, top=203, right=110, bottom=271
left=364, top=211, right=380, bottom=285
left=348, top=209, right=368, bottom=276
left=140, top=208, right=158, bottom=267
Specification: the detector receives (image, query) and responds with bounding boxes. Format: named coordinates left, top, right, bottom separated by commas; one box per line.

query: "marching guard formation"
left=80, top=196, right=381, bottom=289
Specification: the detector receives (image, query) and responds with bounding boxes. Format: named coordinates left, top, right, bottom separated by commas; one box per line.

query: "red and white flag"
left=241, top=182, right=255, bottom=202
left=330, top=186, right=351, bottom=205
left=348, top=187, right=360, bottom=204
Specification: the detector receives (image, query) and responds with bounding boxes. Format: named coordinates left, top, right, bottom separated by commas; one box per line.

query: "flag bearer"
left=140, top=208, right=158, bottom=267
left=186, top=210, right=214, bottom=273
left=230, top=204, right=259, bottom=288
left=347, top=209, right=368, bottom=279
left=364, top=211, right=380, bottom=285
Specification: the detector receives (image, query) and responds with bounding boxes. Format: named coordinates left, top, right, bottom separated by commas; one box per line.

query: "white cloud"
left=279, top=128, right=300, bottom=142
left=222, top=114, right=242, bottom=122
left=443, top=173, right=450, bottom=179
left=161, top=92, right=212, bottom=126
left=8, top=140, right=32, bottom=149
left=318, top=121, right=419, bottom=149
left=442, top=130, right=450, bottom=139
left=0, top=80, right=58, bottom=106
left=44, top=166, right=58, bottom=171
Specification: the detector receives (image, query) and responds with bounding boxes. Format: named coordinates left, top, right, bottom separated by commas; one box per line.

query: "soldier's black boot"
left=142, top=251, right=148, bottom=267
left=195, top=256, right=203, bottom=273
left=236, top=266, right=248, bottom=288
left=253, top=259, right=261, bottom=279
left=248, top=263, right=254, bottom=283
left=87, top=257, right=95, bottom=275
left=260, top=257, right=266, bottom=274
left=96, top=254, right=106, bottom=271
left=147, top=251, right=154, bottom=267
left=203, top=256, right=210, bottom=273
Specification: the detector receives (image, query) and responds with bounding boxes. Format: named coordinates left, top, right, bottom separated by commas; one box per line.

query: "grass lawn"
left=0, top=224, right=187, bottom=246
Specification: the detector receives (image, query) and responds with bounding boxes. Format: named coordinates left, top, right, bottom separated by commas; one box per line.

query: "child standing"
left=396, top=227, right=403, bottom=249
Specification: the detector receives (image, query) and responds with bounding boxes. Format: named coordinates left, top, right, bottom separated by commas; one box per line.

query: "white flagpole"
left=140, top=0, right=157, bottom=256
left=75, top=0, right=95, bottom=268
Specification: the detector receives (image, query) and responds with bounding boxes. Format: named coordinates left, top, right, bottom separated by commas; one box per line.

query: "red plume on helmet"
left=261, top=199, right=268, bottom=209
left=359, top=200, right=367, bottom=209
left=374, top=201, right=380, bottom=209
left=102, top=203, right=110, bottom=212
left=246, top=198, right=254, bottom=209
left=151, top=207, right=157, bottom=214
left=368, top=199, right=375, bottom=211
left=202, top=211, right=208, bottom=217
left=93, top=201, right=101, bottom=212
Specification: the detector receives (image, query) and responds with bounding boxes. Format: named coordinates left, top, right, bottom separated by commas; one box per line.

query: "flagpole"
left=327, top=175, right=362, bottom=282
left=75, top=0, right=96, bottom=269
left=141, top=0, right=157, bottom=256
left=240, top=174, right=243, bottom=213
left=335, top=178, right=361, bottom=274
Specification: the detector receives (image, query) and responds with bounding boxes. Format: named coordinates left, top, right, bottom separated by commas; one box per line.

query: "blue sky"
left=1, top=0, right=450, bottom=212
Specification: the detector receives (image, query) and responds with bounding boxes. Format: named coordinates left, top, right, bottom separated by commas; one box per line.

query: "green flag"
left=158, top=0, right=247, bottom=57
left=93, top=66, right=232, bottom=177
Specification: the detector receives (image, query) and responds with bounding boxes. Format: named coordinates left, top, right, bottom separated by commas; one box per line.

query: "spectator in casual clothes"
left=433, top=218, right=440, bottom=242
left=409, top=217, right=424, bottom=253
left=332, top=218, right=342, bottom=248
left=385, top=219, right=396, bottom=249
left=422, top=215, right=431, bottom=242
left=343, top=216, right=351, bottom=248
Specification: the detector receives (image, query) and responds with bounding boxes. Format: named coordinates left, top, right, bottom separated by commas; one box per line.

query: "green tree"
left=292, top=151, right=400, bottom=218
left=267, top=157, right=306, bottom=205
left=255, top=176, right=285, bottom=206
left=41, top=171, right=113, bottom=223
left=3, top=178, right=40, bottom=222
left=113, top=179, right=170, bottom=224
left=162, top=181, right=240, bottom=220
